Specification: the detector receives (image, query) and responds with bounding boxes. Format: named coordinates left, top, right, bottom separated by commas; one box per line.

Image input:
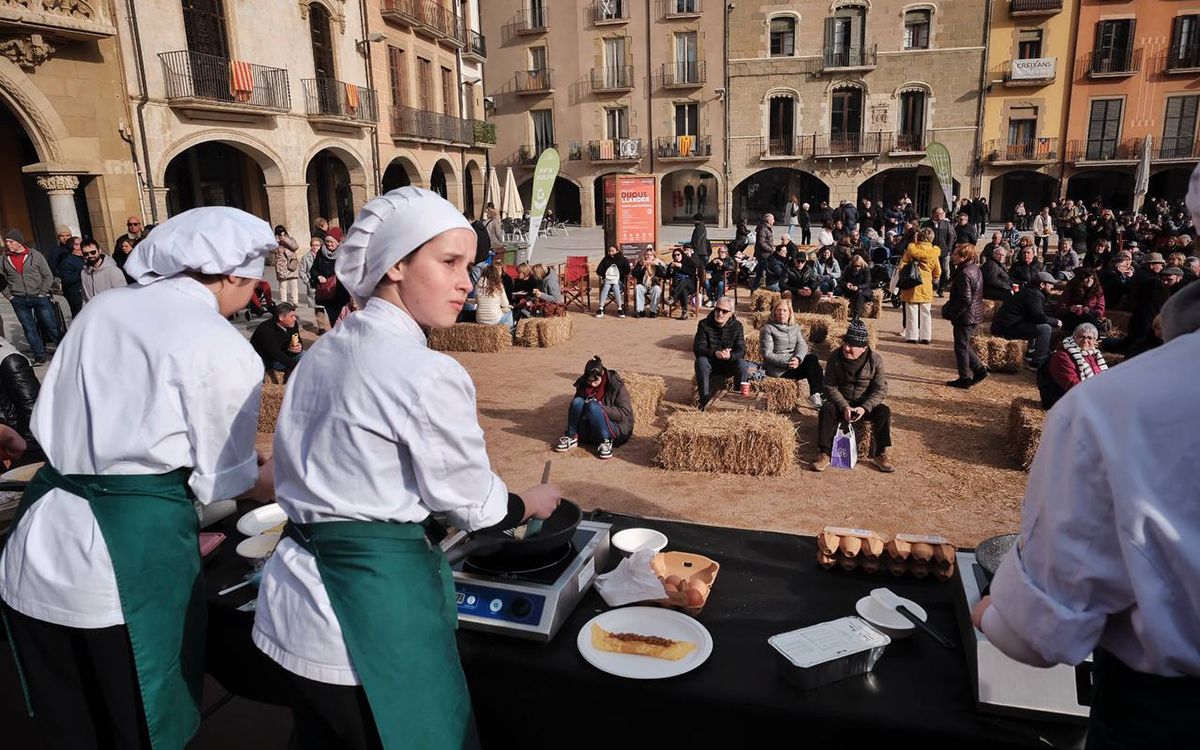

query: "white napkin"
left=594, top=549, right=668, bottom=607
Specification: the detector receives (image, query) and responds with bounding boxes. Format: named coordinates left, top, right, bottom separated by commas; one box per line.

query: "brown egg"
left=686, top=587, right=704, bottom=608
left=666, top=575, right=684, bottom=589
left=886, top=539, right=912, bottom=560
left=862, top=537, right=885, bottom=559
left=933, top=544, right=956, bottom=563
left=663, top=582, right=679, bottom=594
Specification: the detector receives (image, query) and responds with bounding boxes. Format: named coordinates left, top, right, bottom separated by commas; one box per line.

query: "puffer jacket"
left=898, top=241, right=941, bottom=304
left=760, top=322, right=809, bottom=377
left=942, top=261, right=984, bottom=326
left=572, top=368, right=635, bottom=446
left=823, top=348, right=887, bottom=412
left=694, top=313, right=746, bottom=360
left=274, top=235, right=300, bottom=281
left=0, top=340, right=43, bottom=464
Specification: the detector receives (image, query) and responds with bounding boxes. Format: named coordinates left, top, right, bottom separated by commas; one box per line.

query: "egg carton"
left=816, top=527, right=957, bottom=582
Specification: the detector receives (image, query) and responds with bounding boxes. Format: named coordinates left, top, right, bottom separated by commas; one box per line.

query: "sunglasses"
left=714, top=308, right=733, bottom=315
left=82, top=251, right=100, bottom=257
left=128, top=222, right=141, bottom=227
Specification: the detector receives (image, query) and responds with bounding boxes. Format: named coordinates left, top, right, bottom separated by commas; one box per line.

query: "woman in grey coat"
left=759, top=299, right=824, bottom=406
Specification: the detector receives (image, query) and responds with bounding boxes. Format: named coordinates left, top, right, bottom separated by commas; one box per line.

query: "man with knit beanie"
left=3, top=229, right=60, bottom=364
left=812, top=319, right=895, bottom=473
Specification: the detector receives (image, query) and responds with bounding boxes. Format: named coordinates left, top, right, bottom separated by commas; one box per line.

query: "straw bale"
left=790, top=292, right=822, bottom=314
left=815, top=296, right=850, bottom=322
left=970, top=334, right=1026, bottom=373
left=655, top=411, right=795, bottom=476
left=429, top=323, right=512, bottom=353
left=757, top=377, right=805, bottom=413
left=622, top=372, right=666, bottom=433
left=258, top=383, right=286, bottom=434
left=744, top=327, right=762, bottom=362
left=1106, top=310, right=1131, bottom=335
left=749, top=311, right=773, bottom=330
left=690, top=374, right=734, bottom=406
left=1007, top=397, right=1045, bottom=471
left=535, top=315, right=573, bottom=347
left=750, top=288, right=781, bottom=312
left=793, top=313, right=835, bottom=348
left=862, top=289, right=885, bottom=319
left=980, top=299, right=1000, bottom=323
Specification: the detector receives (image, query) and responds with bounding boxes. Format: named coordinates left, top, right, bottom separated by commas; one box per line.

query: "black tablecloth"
left=204, top=508, right=1086, bottom=750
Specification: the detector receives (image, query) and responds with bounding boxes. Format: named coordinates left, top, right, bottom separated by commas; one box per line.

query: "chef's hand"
left=0, top=425, right=26, bottom=462
left=971, top=595, right=992, bottom=631
left=246, top=452, right=275, bottom=503
left=521, top=483, right=561, bottom=520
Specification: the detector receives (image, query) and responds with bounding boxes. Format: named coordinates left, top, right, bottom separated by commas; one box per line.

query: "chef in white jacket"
left=0, top=206, right=275, bottom=750
left=252, top=187, right=560, bottom=750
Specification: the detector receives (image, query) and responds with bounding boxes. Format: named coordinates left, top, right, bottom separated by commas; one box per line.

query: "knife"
left=523, top=460, right=552, bottom=538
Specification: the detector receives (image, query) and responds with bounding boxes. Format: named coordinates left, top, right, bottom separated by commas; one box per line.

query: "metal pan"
left=975, top=533, right=1018, bottom=576
left=440, top=499, right=582, bottom=566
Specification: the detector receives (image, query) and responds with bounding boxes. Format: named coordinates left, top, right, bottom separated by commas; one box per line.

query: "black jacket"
left=763, top=254, right=789, bottom=288
left=955, top=223, right=979, bottom=246
left=690, top=223, right=711, bottom=261
left=694, top=314, right=746, bottom=361
left=596, top=253, right=630, bottom=286
left=925, top=218, right=955, bottom=254
left=943, top=262, right=984, bottom=326
left=572, top=369, right=635, bottom=446
left=784, top=262, right=819, bottom=296
left=1008, top=258, right=1044, bottom=288
left=250, top=318, right=302, bottom=373
left=992, top=287, right=1057, bottom=335
left=57, top=253, right=85, bottom=287
left=631, top=260, right=666, bottom=286
left=0, top=347, right=43, bottom=464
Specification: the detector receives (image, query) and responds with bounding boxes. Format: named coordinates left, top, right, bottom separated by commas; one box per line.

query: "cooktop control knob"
left=510, top=596, right=532, bottom=619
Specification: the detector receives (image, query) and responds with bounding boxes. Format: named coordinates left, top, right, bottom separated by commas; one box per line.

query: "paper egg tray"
left=815, top=531, right=957, bottom=582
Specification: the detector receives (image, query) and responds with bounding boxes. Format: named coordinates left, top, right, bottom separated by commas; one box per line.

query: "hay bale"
left=258, top=383, right=286, bottom=434
left=790, top=292, right=822, bottom=314
left=749, top=311, right=773, bottom=330
left=793, top=313, right=835, bottom=349
left=429, top=323, right=512, bottom=353
left=1106, top=310, right=1131, bottom=335
left=1007, top=397, right=1045, bottom=471
left=971, top=334, right=1025, bottom=373
left=750, top=288, right=781, bottom=312
left=757, top=377, right=805, bottom=413
left=513, top=316, right=574, bottom=348
left=655, top=411, right=795, bottom=476
left=622, top=372, right=666, bottom=433
left=980, top=299, right=1000, bottom=323
left=815, top=296, right=850, bottom=322
left=862, top=289, right=885, bottom=319
left=744, top=327, right=762, bottom=362
left=690, top=373, right=734, bottom=406
left=1105, top=352, right=1126, bottom=366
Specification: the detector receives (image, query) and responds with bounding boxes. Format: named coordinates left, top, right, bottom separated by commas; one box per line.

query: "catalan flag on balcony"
left=346, top=83, right=360, bottom=115
left=600, top=139, right=614, bottom=160
left=229, top=60, right=254, bottom=103
left=677, top=134, right=695, bottom=157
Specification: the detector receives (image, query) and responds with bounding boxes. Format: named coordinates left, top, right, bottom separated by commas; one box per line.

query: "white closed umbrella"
left=502, top=168, right=524, bottom=219
left=1133, top=135, right=1152, bottom=213
left=485, top=167, right=502, bottom=213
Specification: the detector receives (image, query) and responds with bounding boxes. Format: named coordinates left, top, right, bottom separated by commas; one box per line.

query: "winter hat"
left=1035, top=271, right=1057, bottom=284
left=843, top=319, right=870, bottom=347
left=4, top=229, right=24, bottom=244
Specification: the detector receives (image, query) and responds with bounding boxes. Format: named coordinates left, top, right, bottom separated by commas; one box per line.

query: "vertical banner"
left=926, top=142, right=954, bottom=213
left=525, top=148, right=561, bottom=263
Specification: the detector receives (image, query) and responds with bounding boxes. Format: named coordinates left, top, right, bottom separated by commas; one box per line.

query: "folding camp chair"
left=559, top=256, right=591, bottom=312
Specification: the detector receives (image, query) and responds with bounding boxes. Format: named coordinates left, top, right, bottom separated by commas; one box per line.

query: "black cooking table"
left=201, top=506, right=1086, bottom=750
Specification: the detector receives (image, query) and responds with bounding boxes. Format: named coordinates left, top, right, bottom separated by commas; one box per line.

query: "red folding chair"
left=559, top=256, right=591, bottom=312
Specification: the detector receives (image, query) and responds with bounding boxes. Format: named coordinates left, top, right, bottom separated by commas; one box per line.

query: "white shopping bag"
left=831, top=422, right=858, bottom=469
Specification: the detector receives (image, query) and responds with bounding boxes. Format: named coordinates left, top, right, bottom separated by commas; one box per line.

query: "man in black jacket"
left=250, top=302, right=303, bottom=379
left=954, top=213, right=979, bottom=247
left=0, top=337, right=43, bottom=465
left=925, top=207, right=955, bottom=296
left=991, top=271, right=1061, bottom=369
left=690, top=213, right=711, bottom=264
left=694, top=298, right=750, bottom=410
left=981, top=245, right=1015, bottom=300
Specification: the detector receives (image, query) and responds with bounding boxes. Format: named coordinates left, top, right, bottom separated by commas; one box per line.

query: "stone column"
left=35, top=174, right=81, bottom=236
left=150, top=188, right=171, bottom=224
left=580, top=180, right=596, bottom=228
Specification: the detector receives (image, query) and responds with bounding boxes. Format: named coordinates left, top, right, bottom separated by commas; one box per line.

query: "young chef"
left=0, top=207, right=275, bottom=750
left=251, top=187, right=561, bottom=750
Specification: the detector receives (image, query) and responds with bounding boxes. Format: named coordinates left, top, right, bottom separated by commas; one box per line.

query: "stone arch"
left=829, top=0, right=870, bottom=11
left=382, top=154, right=423, bottom=191
left=430, top=157, right=461, bottom=207
left=156, top=130, right=288, bottom=186
left=825, top=79, right=868, bottom=96
left=893, top=80, right=932, bottom=97
left=464, top=158, right=484, bottom=218
left=0, top=58, right=70, bottom=163
left=661, top=167, right=722, bottom=225
left=762, top=86, right=801, bottom=104
left=302, top=140, right=369, bottom=186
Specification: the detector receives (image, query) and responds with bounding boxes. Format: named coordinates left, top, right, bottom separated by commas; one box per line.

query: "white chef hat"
left=124, top=207, right=276, bottom=285
left=335, top=187, right=473, bottom=304
left=1188, top=162, right=1200, bottom=229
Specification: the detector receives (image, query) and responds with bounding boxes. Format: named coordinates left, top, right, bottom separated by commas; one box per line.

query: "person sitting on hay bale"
left=631, top=246, right=666, bottom=318
left=1007, top=241, right=1045, bottom=289
left=782, top=252, right=819, bottom=304
left=1037, top=323, right=1107, bottom=410
left=838, top=254, right=873, bottom=319
left=595, top=244, right=629, bottom=319
left=250, top=302, right=304, bottom=380
left=991, top=271, right=1061, bottom=370
left=1054, top=268, right=1106, bottom=333
left=1107, top=267, right=1184, bottom=355
left=812, top=320, right=895, bottom=473
left=554, top=356, right=633, bottom=460
left=761, top=244, right=790, bottom=293
left=694, top=297, right=751, bottom=411
left=982, top=244, right=1015, bottom=301
left=515, top=263, right=564, bottom=319
left=474, top=264, right=515, bottom=331
left=760, top=299, right=824, bottom=407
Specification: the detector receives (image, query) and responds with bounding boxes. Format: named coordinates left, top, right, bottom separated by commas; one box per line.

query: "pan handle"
left=444, top=534, right=505, bottom=566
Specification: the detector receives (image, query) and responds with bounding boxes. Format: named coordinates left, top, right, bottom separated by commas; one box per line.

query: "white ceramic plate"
left=855, top=594, right=927, bottom=639
left=235, top=533, right=281, bottom=560
left=1, top=461, right=43, bottom=483
left=577, top=606, right=713, bottom=679
left=236, top=504, right=288, bottom=536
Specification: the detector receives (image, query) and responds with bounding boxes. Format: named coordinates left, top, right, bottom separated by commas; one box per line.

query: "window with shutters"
left=897, top=91, right=926, bottom=151
left=181, top=0, right=230, bottom=59
left=464, top=81, right=475, bottom=121
left=1006, top=105, right=1037, bottom=158
left=530, top=0, right=546, bottom=29
left=675, top=102, right=698, bottom=136
left=1093, top=20, right=1135, bottom=73
left=532, top=109, right=554, bottom=153
left=387, top=46, right=408, bottom=108
left=606, top=107, right=629, bottom=139
left=530, top=46, right=548, bottom=72
left=1162, top=96, right=1199, bottom=158
left=903, top=10, right=930, bottom=51
left=825, top=6, right=866, bottom=66
left=310, top=4, right=335, bottom=79
left=417, top=57, right=433, bottom=111
left=441, top=66, right=455, bottom=116
left=1017, top=29, right=1042, bottom=59
left=768, top=95, right=795, bottom=155
left=770, top=17, right=795, bottom=57
left=830, top=86, right=863, bottom=152
left=675, top=32, right=698, bottom=82
left=603, top=37, right=627, bottom=88
left=1085, top=99, right=1122, bottom=160
left=1169, top=15, right=1200, bottom=69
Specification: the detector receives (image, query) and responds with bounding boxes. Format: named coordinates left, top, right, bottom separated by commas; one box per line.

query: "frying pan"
left=975, top=533, right=1018, bottom=576
left=437, top=498, right=583, bottom=566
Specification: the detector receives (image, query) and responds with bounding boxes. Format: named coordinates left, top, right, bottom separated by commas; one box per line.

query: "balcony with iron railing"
left=588, top=138, right=643, bottom=162
left=662, top=0, right=702, bottom=18
left=303, top=79, right=378, bottom=125
left=1084, top=47, right=1141, bottom=77
left=1009, top=0, right=1063, bottom=15
left=660, top=60, right=705, bottom=87
left=519, top=143, right=557, bottom=165
left=984, top=137, right=1059, bottom=163
left=515, top=68, right=553, bottom=94
left=760, top=135, right=815, bottom=159
left=159, top=50, right=290, bottom=114
left=389, top=104, right=473, bottom=144
left=891, top=132, right=927, bottom=153
left=380, top=0, right=421, bottom=27
left=1067, top=138, right=1143, bottom=162
left=1155, top=138, right=1200, bottom=161
left=590, top=65, right=634, bottom=93
left=813, top=131, right=887, bottom=157
left=592, top=0, right=630, bottom=24
left=463, top=30, right=487, bottom=61
left=1164, top=42, right=1200, bottom=73
left=820, top=44, right=877, bottom=70
left=655, top=135, right=712, bottom=159
left=515, top=6, right=549, bottom=34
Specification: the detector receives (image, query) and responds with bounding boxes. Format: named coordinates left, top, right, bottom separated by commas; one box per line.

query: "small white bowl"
left=854, top=593, right=928, bottom=640
left=611, top=528, right=668, bottom=557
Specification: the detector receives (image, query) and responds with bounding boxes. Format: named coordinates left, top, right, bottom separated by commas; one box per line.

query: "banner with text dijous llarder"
left=525, top=148, right=560, bottom=263
left=925, top=142, right=954, bottom=213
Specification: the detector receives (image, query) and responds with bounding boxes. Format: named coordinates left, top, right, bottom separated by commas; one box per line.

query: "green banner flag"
left=525, top=148, right=560, bottom=263
left=925, top=142, right=954, bottom=213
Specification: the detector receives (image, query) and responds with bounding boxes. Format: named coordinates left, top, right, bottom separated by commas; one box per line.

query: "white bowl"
left=611, top=528, right=668, bottom=558
left=854, top=593, right=928, bottom=640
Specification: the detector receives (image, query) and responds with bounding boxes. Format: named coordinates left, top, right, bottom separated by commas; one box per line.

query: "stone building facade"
left=726, top=0, right=985, bottom=222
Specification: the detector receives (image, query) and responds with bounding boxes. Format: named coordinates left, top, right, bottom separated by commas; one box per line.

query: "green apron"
left=283, top=520, right=478, bottom=750
left=3, top=464, right=204, bottom=750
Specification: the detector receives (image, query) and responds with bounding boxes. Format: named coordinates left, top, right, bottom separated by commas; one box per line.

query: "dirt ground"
left=448, top=299, right=1040, bottom=548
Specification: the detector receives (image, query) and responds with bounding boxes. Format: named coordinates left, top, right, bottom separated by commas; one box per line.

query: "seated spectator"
left=981, top=244, right=1015, bottom=301
left=1113, top=267, right=1183, bottom=353
left=760, top=299, right=824, bottom=407
left=595, top=244, right=629, bottom=318
left=1051, top=238, right=1079, bottom=280
left=668, top=247, right=699, bottom=319
left=1038, top=323, right=1107, bottom=410
left=1099, top=251, right=1135, bottom=309
left=991, top=271, right=1061, bottom=370
left=531, top=263, right=562, bottom=303
left=982, top=231, right=1005, bottom=261
left=814, top=246, right=841, bottom=294
left=838, top=254, right=873, bottom=318
left=943, top=243, right=989, bottom=389
left=250, top=302, right=303, bottom=379
left=1183, top=255, right=1200, bottom=285
left=0, top=336, right=43, bottom=465
left=762, top=244, right=790, bottom=292
left=512, top=263, right=562, bottom=320
left=1133, top=252, right=1166, bottom=284
left=632, top=247, right=666, bottom=317
left=693, top=297, right=749, bottom=410
left=811, top=320, right=894, bottom=473
left=1056, top=268, right=1106, bottom=331
left=80, top=239, right=127, bottom=304
left=1084, top=237, right=1113, bottom=270
left=475, top=264, right=514, bottom=330
left=777, top=234, right=800, bottom=260
left=705, top=246, right=734, bottom=307
left=1000, top=221, right=1020, bottom=248
left=1008, top=243, right=1044, bottom=288
left=554, top=356, right=633, bottom=460
left=782, top=252, right=819, bottom=302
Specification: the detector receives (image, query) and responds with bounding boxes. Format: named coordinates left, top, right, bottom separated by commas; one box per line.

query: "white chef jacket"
left=0, top=276, right=263, bottom=628
left=982, top=330, right=1200, bottom=677
left=252, top=298, right=509, bottom=685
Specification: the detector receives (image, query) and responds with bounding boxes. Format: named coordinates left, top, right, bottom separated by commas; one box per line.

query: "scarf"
left=1062, top=336, right=1107, bottom=381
